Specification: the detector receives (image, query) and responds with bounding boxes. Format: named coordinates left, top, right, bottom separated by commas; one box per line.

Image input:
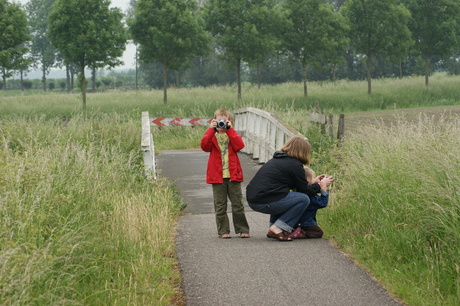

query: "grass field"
left=324, top=114, right=460, bottom=305
left=344, top=105, right=460, bottom=135
left=0, top=114, right=184, bottom=304
left=1, top=74, right=459, bottom=304
left=1, top=73, right=459, bottom=118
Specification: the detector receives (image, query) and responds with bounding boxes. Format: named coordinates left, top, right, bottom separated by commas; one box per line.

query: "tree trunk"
left=42, top=68, right=47, bottom=91
left=176, top=71, right=180, bottom=88
left=302, top=61, right=308, bottom=99
left=425, top=56, right=429, bottom=88
left=399, top=58, right=403, bottom=79
left=237, top=58, right=242, bottom=102
left=257, top=65, right=261, bottom=89
left=366, top=55, right=372, bottom=95
left=66, top=64, right=71, bottom=93
left=346, top=49, right=354, bottom=80
left=80, top=65, right=87, bottom=110
left=135, top=44, right=138, bottom=90
left=92, top=66, right=96, bottom=91
left=163, top=63, right=168, bottom=104
left=20, top=69, right=24, bottom=91
left=332, top=63, right=337, bottom=83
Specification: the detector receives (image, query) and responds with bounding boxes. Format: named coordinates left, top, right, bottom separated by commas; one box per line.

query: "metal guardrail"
left=233, top=107, right=301, bottom=164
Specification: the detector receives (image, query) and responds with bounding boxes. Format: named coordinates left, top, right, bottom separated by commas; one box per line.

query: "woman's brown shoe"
left=266, top=230, right=293, bottom=241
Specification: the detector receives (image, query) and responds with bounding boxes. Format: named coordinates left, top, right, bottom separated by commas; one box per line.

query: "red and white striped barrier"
left=150, top=117, right=213, bottom=127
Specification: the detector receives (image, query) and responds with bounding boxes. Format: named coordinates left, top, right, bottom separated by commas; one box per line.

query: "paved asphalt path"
left=157, top=149, right=401, bottom=306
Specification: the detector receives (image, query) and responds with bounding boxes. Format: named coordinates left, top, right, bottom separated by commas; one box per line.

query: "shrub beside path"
left=157, top=149, right=401, bottom=306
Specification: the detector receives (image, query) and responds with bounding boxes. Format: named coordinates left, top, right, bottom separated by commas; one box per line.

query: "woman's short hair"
left=280, top=135, right=311, bottom=165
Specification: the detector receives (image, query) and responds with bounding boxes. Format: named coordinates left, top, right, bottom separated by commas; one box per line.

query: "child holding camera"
left=290, top=167, right=333, bottom=239
left=200, top=108, right=250, bottom=239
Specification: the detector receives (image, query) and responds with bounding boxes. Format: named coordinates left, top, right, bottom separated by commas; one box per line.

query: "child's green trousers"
left=212, top=179, right=250, bottom=236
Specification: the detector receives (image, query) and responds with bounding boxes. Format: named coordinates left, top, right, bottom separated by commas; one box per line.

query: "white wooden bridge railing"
left=233, top=107, right=301, bottom=164
left=141, top=111, right=156, bottom=179
left=141, top=107, right=337, bottom=178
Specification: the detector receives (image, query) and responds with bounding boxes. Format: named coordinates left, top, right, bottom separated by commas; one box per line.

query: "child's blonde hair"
left=213, top=108, right=233, bottom=119
left=280, top=135, right=312, bottom=165
left=304, top=167, right=316, bottom=184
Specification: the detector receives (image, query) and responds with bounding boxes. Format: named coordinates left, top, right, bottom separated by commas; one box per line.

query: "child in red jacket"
left=200, top=108, right=250, bottom=239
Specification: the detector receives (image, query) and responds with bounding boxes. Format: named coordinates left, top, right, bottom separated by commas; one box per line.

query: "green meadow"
left=0, top=74, right=459, bottom=304
left=324, top=115, right=460, bottom=305
left=1, top=74, right=459, bottom=119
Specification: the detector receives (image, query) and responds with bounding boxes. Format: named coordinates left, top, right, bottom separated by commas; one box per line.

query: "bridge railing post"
left=141, top=111, right=156, bottom=179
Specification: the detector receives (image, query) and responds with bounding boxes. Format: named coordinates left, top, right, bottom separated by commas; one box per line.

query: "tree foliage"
left=129, top=0, right=210, bottom=104
left=205, top=0, right=283, bottom=101
left=342, top=0, right=411, bottom=94
left=283, top=0, right=349, bottom=99
left=48, top=0, right=127, bottom=108
left=404, top=0, right=460, bottom=87
left=0, top=0, right=30, bottom=90
left=3, top=0, right=458, bottom=95
left=26, top=0, right=57, bottom=91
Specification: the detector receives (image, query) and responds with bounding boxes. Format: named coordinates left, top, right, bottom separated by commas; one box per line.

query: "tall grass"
left=0, top=114, right=183, bottom=304
left=1, top=74, right=459, bottom=118
left=1, top=75, right=459, bottom=305
left=323, top=114, right=460, bottom=305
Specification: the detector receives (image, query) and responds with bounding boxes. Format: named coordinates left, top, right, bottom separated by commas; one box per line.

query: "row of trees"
left=131, top=0, right=460, bottom=102
left=0, top=0, right=29, bottom=90
left=1, top=0, right=127, bottom=108
left=1, top=0, right=459, bottom=106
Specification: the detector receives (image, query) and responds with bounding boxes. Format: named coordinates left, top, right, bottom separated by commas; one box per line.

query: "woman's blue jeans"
left=248, top=192, right=310, bottom=232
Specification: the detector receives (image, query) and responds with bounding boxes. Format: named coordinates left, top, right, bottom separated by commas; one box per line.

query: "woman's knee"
left=292, top=192, right=310, bottom=206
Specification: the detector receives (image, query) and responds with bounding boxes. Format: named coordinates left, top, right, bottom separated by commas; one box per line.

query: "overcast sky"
left=15, top=0, right=136, bottom=76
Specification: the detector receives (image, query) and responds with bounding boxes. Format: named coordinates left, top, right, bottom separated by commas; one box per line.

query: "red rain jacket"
left=200, top=128, right=245, bottom=184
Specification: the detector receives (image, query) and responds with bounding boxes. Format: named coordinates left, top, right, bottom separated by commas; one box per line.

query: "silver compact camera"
left=215, top=120, right=228, bottom=128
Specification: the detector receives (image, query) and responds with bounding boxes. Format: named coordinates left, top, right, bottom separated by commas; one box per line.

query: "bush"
left=22, top=80, right=33, bottom=89
left=101, top=78, right=113, bottom=87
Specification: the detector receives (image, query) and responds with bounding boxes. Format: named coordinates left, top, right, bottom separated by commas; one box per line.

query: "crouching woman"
left=246, top=136, right=322, bottom=241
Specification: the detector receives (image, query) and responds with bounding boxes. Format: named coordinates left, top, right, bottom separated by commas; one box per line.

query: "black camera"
left=216, top=120, right=228, bottom=128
